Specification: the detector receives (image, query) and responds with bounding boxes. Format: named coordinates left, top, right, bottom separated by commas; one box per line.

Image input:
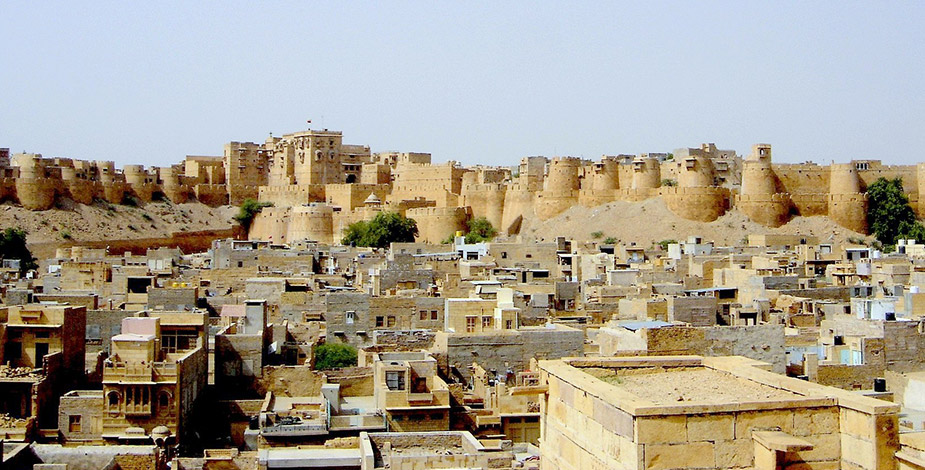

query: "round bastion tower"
left=95, top=161, right=125, bottom=204
left=123, top=165, right=155, bottom=202
left=60, top=164, right=94, bottom=205
left=737, top=144, right=793, bottom=227
left=627, top=156, right=661, bottom=201
left=828, top=163, right=868, bottom=234
left=535, top=157, right=582, bottom=220
left=662, top=153, right=729, bottom=222
left=13, top=154, right=56, bottom=210
left=579, top=158, right=620, bottom=207
left=159, top=166, right=189, bottom=204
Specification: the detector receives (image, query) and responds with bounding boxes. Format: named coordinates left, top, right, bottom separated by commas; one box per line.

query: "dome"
left=363, top=193, right=382, bottom=205
left=151, top=425, right=171, bottom=438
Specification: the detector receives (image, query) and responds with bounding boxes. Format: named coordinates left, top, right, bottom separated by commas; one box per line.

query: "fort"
left=1, top=131, right=920, bottom=243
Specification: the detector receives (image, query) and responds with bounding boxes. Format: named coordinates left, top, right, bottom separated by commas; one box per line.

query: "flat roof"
left=539, top=356, right=899, bottom=417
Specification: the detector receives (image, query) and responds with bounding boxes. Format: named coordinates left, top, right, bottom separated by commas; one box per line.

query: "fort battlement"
left=735, top=193, right=794, bottom=228
left=9, top=134, right=925, bottom=236
left=405, top=206, right=469, bottom=243
left=660, top=186, right=730, bottom=222
left=535, top=189, right=580, bottom=221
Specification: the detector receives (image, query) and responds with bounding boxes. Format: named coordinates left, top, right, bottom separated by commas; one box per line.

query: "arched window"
left=107, top=391, right=121, bottom=412
left=158, top=391, right=172, bottom=413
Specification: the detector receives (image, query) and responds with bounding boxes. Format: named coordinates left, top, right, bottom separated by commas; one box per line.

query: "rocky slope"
left=0, top=198, right=238, bottom=250
left=519, top=198, right=869, bottom=247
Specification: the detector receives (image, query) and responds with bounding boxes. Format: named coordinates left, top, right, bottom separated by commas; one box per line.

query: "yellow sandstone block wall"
left=539, top=364, right=899, bottom=470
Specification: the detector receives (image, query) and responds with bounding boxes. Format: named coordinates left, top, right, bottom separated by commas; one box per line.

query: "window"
left=107, top=392, right=121, bottom=412
left=346, top=311, right=356, bottom=325
left=466, top=316, right=477, bottom=333
left=420, top=310, right=428, bottom=321
left=431, top=310, right=438, bottom=320
left=431, top=413, right=444, bottom=421
left=501, top=252, right=507, bottom=259
left=387, top=316, right=396, bottom=327
left=162, top=331, right=197, bottom=353
left=386, top=371, right=405, bottom=391
left=412, top=376, right=428, bottom=393
left=482, top=316, right=493, bottom=329
left=35, top=331, right=50, bottom=339
left=376, top=316, right=384, bottom=327
left=506, top=320, right=514, bottom=329
left=68, top=415, right=81, bottom=433
left=5, top=342, right=21, bottom=360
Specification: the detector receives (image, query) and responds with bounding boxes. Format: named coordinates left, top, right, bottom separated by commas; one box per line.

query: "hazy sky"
left=2, top=2, right=923, bottom=168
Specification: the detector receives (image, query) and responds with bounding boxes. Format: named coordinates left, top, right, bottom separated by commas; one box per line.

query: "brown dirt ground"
left=519, top=198, right=869, bottom=247
left=0, top=198, right=237, bottom=247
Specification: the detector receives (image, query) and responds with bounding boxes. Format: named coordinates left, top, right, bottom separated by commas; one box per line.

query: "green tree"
left=341, top=211, right=418, bottom=248
left=603, top=237, right=618, bottom=244
left=313, top=343, right=358, bottom=370
left=463, top=217, right=498, bottom=243
left=0, top=228, right=38, bottom=274
left=866, top=177, right=925, bottom=250
left=656, top=239, right=677, bottom=251
left=234, top=198, right=272, bottom=232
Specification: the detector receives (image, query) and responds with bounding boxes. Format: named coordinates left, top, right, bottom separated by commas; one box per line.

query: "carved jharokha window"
left=124, top=386, right=152, bottom=414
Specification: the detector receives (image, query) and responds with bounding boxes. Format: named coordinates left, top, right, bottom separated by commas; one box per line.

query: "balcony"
left=475, top=413, right=501, bottom=427
left=103, top=362, right=178, bottom=383
left=103, top=363, right=153, bottom=383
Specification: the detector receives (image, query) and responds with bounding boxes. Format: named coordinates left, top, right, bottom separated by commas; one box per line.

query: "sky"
left=1, top=2, right=924, bottom=168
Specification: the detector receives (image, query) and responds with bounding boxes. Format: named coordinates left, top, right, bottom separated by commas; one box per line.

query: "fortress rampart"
left=8, top=135, right=925, bottom=239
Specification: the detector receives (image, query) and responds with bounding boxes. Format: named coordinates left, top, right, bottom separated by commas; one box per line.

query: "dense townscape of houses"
left=2, top=130, right=925, bottom=470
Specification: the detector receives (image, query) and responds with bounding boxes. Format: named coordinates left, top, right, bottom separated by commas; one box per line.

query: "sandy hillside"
left=0, top=198, right=238, bottom=246
left=518, top=198, right=868, bottom=247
